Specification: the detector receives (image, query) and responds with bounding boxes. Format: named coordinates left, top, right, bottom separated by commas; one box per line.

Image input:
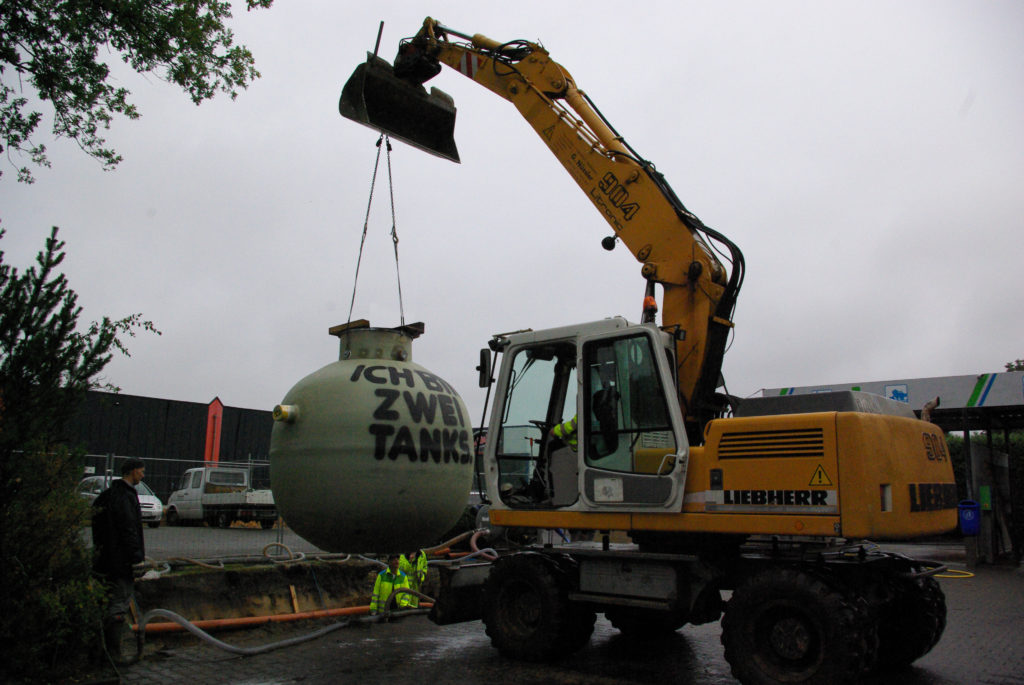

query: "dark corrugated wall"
left=65, top=391, right=273, bottom=500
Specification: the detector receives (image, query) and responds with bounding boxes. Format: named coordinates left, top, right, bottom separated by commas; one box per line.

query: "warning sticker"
left=458, top=53, right=484, bottom=79
left=593, top=477, right=624, bottom=503
left=809, top=464, right=833, bottom=486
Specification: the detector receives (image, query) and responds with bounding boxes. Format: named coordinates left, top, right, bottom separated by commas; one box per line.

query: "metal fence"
left=82, top=453, right=271, bottom=504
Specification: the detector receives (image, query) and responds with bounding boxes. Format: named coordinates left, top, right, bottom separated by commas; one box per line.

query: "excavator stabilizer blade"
left=339, top=54, right=460, bottom=163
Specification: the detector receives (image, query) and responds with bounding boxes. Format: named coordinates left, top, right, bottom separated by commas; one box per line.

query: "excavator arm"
left=340, top=18, right=744, bottom=441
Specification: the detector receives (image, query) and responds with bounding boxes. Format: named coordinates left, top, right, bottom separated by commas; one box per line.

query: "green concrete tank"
left=270, top=321, right=473, bottom=553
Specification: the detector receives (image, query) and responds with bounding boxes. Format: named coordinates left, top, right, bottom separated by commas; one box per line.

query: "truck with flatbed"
left=165, top=466, right=277, bottom=529
left=335, top=18, right=959, bottom=684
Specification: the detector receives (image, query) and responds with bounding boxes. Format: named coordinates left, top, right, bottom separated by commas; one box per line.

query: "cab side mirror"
left=477, top=348, right=491, bottom=388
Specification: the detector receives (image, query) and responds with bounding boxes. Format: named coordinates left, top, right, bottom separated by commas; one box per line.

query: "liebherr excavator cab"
left=485, top=319, right=689, bottom=516
left=481, top=319, right=956, bottom=543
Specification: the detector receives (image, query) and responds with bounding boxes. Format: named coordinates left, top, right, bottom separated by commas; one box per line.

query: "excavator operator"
left=549, top=415, right=578, bottom=451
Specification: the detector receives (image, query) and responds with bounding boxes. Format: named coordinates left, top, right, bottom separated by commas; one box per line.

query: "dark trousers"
left=102, top=574, right=135, bottom=620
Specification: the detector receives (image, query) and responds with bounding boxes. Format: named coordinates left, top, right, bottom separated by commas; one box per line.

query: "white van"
left=78, top=475, right=164, bottom=528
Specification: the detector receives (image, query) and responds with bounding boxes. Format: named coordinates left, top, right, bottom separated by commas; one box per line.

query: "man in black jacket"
left=92, top=457, right=146, bottom=664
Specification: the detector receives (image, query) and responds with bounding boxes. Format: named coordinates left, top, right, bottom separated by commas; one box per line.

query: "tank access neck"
left=328, top=319, right=426, bottom=362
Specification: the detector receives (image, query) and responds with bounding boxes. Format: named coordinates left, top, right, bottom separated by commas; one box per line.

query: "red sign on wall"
left=204, top=397, right=224, bottom=464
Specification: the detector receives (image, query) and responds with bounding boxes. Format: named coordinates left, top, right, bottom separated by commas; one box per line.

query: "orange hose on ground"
left=136, top=603, right=432, bottom=634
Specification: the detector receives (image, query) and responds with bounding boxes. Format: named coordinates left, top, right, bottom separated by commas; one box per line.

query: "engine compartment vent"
left=717, top=428, right=825, bottom=459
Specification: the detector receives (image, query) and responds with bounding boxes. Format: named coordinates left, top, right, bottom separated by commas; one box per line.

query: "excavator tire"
left=482, top=553, right=593, bottom=661
left=721, top=567, right=873, bottom=685
left=873, top=570, right=946, bottom=671
left=606, top=607, right=687, bottom=637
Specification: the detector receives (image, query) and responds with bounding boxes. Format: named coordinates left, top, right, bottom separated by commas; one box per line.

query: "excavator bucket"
left=339, top=53, right=460, bottom=163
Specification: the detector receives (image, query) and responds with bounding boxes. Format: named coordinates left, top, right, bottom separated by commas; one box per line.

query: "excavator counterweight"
left=339, top=53, right=460, bottom=163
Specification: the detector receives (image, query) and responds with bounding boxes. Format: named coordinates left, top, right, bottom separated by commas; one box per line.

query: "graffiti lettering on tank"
left=350, top=364, right=472, bottom=464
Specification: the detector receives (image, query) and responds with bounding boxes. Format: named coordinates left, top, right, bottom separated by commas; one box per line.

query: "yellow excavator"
left=339, top=18, right=957, bottom=685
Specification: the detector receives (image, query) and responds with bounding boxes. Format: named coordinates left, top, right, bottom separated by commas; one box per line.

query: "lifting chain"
left=347, top=134, right=405, bottom=326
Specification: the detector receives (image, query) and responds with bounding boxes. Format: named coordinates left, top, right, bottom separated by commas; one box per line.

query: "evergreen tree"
left=0, top=227, right=157, bottom=680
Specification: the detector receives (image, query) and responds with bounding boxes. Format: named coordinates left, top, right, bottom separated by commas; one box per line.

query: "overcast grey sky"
left=2, top=1, right=1022, bottom=423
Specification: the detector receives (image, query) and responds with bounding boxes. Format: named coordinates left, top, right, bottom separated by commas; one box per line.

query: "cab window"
left=582, top=334, right=675, bottom=473
left=209, top=470, right=245, bottom=486
left=496, top=342, right=576, bottom=493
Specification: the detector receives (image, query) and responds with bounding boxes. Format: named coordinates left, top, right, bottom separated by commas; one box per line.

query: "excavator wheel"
left=873, top=568, right=946, bottom=671
left=482, top=554, right=594, bottom=661
left=721, top=567, right=874, bottom=685
left=606, top=607, right=687, bottom=637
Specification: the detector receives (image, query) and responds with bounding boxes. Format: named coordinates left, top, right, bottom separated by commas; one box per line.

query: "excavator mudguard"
left=339, top=53, right=460, bottom=163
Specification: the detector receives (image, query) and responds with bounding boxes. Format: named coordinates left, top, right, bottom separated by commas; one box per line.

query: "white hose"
left=459, top=547, right=499, bottom=562
left=262, top=542, right=306, bottom=564
left=356, top=554, right=388, bottom=568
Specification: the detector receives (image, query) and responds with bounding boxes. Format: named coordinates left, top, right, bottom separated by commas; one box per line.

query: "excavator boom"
left=340, top=18, right=744, bottom=441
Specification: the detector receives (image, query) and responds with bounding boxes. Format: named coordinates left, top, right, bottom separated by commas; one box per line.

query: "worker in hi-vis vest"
left=550, top=415, right=578, bottom=451
left=399, top=549, right=429, bottom=607
left=370, top=555, right=412, bottom=614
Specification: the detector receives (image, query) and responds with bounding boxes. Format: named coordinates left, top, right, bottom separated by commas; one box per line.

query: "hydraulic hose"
left=469, top=530, right=498, bottom=561
left=422, top=529, right=477, bottom=555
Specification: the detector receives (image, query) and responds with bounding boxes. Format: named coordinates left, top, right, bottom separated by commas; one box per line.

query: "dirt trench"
left=134, top=560, right=388, bottom=622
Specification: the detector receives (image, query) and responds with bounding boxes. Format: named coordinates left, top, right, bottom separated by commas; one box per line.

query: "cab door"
left=578, top=327, right=688, bottom=510
left=175, top=469, right=204, bottom=519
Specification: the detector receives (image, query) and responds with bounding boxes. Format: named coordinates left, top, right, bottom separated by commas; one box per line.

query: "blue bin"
left=958, top=500, right=980, bottom=536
